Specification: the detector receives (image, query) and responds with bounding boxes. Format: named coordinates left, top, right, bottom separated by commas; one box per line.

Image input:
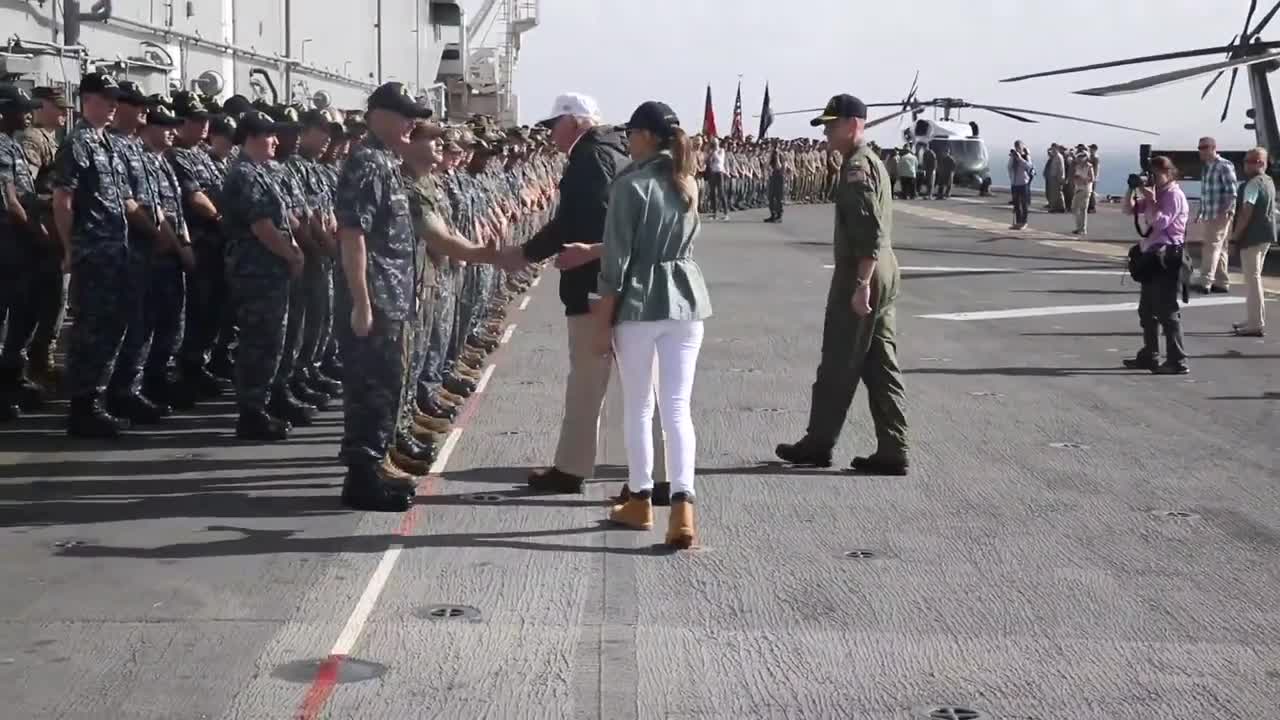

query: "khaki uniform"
left=806, top=142, right=908, bottom=459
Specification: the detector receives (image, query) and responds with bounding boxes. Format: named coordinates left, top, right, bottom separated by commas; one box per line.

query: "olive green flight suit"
left=806, top=142, right=909, bottom=460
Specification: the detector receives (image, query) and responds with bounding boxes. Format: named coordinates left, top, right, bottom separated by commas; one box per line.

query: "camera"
left=1127, top=172, right=1152, bottom=190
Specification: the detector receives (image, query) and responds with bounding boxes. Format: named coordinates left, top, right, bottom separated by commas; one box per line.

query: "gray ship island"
left=1, top=2, right=1278, bottom=720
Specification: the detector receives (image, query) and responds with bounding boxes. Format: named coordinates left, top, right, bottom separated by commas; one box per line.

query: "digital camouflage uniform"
left=334, top=135, right=414, bottom=468
left=0, top=132, right=38, bottom=355
left=401, top=172, right=445, bottom=439
left=287, top=152, right=335, bottom=383
left=54, top=122, right=137, bottom=401
left=807, top=142, right=908, bottom=460
left=5, top=123, right=63, bottom=376
left=271, top=157, right=312, bottom=390
left=107, top=128, right=160, bottom=398
left=139, top=149, right=188, bottom=384
left=169, top=141, right=226, bottom=375
left=221, top=157, right=294, bottom=412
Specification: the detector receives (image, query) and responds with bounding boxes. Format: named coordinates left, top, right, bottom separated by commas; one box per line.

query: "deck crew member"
left=777, top=94, right=909, bottom=475
left=334, top=82, right=433, bottom=512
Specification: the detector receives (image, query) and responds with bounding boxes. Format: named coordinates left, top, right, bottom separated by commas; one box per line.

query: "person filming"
left=1123, top=156, right=1190, bottom=375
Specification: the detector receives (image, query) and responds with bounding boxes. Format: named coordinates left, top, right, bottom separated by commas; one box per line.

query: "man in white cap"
left=501, top=92, right=633, bottom=496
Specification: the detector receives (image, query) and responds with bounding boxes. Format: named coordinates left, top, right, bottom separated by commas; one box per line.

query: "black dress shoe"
left=775, top=439, right=834, bottom=467
left=397, top=434, right=437, bottom=464
left=185, top=366, right=227, bottom=398
left=236, top=407, right=291, bottom=441
left=444, top=376, right=476, bottom=398
left=849, top=455, right=909, bottom=476
left=1209, top=285, right=1230, bottom=294
left=342, top=464, right=413, bottom=512
left=308, top=373, right=343, bottom=396
left=12, top=375, right=46, bottom=412
left=527, top=467, right=585, bottom=494
left=67, top=395, right=128, bottom=439
left=1153, top=362, right=1190, bottom=375
left=290, top=380, right=332, bottom=411
left=270, top=389, right=319, bottom=427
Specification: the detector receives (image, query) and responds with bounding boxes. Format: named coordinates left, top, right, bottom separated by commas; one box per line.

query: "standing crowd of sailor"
left=0, top=76, right=563, bottom=508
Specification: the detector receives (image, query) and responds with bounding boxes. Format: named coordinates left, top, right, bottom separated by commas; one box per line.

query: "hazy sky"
left=496, top=0, right=1265, bottom=154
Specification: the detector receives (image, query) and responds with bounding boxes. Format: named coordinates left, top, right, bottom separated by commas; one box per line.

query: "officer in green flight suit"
left=776, top=94, right=910, bottom=476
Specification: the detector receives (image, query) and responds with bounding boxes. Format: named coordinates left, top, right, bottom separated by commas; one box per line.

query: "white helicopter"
left=771, top=72, right=1158, bottom=192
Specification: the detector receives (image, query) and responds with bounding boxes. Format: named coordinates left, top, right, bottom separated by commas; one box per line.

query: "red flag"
left=702, top=85, right=718, bottom=138
left=731, top=81, right=744, bottom=141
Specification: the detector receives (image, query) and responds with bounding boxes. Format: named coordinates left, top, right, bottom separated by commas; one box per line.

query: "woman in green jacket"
left=590, top=101, right=712, bottom=549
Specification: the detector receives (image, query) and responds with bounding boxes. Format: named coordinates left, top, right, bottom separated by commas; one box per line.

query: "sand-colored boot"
left=411, top=425, right=443, bottom=446
left=414, top=415, right=452, bottom=435
left=665, top=499, right=696, bottom=549
left=380, top=455, right=420, bottom=484
left=608, top=494, right=653, bottom=530
left=454, top=364, right=483, bottom=382
left=438, top=389, right=468, bottom=407
left=389, top=446, right=432, bottom=477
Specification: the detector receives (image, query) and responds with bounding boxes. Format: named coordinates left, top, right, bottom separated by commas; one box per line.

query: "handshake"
left=490, top=243, right=599, bottom=272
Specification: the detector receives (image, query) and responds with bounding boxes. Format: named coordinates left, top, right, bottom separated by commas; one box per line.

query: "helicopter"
left=1000, top=0, right=1280, bottom=182
left=769, top=74, right=1158, bottom=192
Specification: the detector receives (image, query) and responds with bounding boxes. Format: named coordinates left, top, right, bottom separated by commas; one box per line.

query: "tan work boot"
left=438, top=389, right=467, bottom=407
left=608, top=496, right=653, bottom=530
left=380, top=455, right=420, bottom=483
left=454, top=364, right=483, bottom=382
left=389, top=446, right=432, bottom=477
left=414, top=415, right=451, bottom=435
left=411, top=425, right=443, bottom=446
left=665, top=500, right=696, bottom=549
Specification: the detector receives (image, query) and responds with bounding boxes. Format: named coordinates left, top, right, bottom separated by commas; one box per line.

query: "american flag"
left=730, top=80, right=744, bottom=140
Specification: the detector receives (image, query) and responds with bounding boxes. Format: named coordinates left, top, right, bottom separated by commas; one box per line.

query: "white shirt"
left=707, top=148, right=725, bottom=174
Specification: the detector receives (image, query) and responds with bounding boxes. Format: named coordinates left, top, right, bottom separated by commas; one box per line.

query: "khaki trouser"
left=1196, top=214, right=1233, bottom=289
left=1241, top=243, right=1272, bottom=331
left=552, top=315, right=666, bottom=480
left=1073, top=185, right=1093, bottom=232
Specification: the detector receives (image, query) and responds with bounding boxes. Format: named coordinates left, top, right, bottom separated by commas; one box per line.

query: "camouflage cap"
left=31, top=86, right=70, bottom=108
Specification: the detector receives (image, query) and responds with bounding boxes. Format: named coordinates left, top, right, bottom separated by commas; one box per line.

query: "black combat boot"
left=208, top=351, right=235, bottom=381
left=775, top=438, right=834, bottom=467
left=269, top=386, right=318, bottom=427
left=850, top=455, right=909, bottom=476
left=0, top=366, right=45, bottom=412
left=236, top=406, right=291, bottom=441
left=290, top=378, right=332, bottom=411
left=183, top=364, right=226, bottom=399
left=307, top=369, right=343, bottom=397
left=527, top=467, right=586, bottom=494
left=397, top=434, right=437, bottom=464
left=67, top=394, right=128, bottom=439
left=0, top=394, right=20, bottom=423
left=341, top=463, right=413, bottom=512
left=107, top=392, right=168, bottom=425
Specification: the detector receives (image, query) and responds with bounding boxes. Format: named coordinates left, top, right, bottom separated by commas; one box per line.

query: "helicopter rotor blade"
left=762, top=101, right=908, bottom=118
left=1072, top=51, right=1280, bottom=97
left=866, top=107, right=917, bottom=130
left=971, top=104, right=1159, bottom=135
left=1222, top=67, right=1240, bottom=122
left=979, top=107, right=1039, bottom=123
left=999, top=41, right=1280, bottom=82
left=1248, top=0, right=1280, bottom=36
left=1201, top=34, right=1239, bottom=99
left=1244, top=0, right=1260, bottom=41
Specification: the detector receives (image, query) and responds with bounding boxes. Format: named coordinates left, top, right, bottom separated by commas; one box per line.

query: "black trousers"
left=1138, top=252, right=1187, bottom=365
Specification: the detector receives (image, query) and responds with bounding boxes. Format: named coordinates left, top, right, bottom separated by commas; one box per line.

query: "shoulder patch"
left=845, top=163, right=868, bottom=185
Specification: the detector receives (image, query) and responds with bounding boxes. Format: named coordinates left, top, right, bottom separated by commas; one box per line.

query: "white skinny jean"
left=612, top=319, right=704, bottom=498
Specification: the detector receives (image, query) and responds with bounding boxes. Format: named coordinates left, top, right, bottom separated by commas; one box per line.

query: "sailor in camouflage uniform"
left=205, top=113, right=239, bottom=378
left=220, top=111, right=305, bottom=442
left=0, top=85, right=45, bottom=421
left=105, top=82, right=173, bottom=424
left=136, top=100, right=195, bottom=409
left=4, top=86, right=67, bottom=396
left=50, top=73, right=140, bottom=438
left=168, top=91, right=227, bottom=403
left=333, top=82, right=431, bottom=512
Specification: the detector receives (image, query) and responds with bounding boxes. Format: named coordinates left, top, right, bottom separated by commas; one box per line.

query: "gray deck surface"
left=1, top=191, right=1277, bottom=720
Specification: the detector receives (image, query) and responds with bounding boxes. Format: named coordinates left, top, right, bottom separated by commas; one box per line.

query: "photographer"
left=1071, top=151, right=1095, bottom=235
left=1123, top=156, right=1190, bottom=375
left=1007, top=141, right=1033, bottom=230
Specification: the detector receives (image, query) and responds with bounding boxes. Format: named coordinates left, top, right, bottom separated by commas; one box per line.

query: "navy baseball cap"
left=0, top=84, right=42, bottom=112
left=80, top=73, right=124, bottom=99
left=234, top=110, right=289, bottom=144
left=624, top=101, right=681, bottom=138
left=809, top=94, right=868, bottom=127
left=117, top=81, right=158, bottom=107
left=367, top=82, right=433, bottom=119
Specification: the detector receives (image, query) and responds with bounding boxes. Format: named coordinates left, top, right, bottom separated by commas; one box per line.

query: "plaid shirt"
left=1198, top=155, right=1238, bottom=221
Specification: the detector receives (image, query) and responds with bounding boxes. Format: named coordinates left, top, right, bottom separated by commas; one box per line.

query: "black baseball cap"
left=0, top=84, right=42, bottom=112
left=367, top=82, right=433, bottom=119
left=171, top=91, right=209, bottom=119
left=624, top=101, right=680, bottom=138
left=80, top=73, right=124, bottom=99
left=234, top=110, right=288, bottom=144
left=145, top=103, right=184, bottom=127
left=209, top=115, right=237, bottom=138
left=809, top=94, right=867, bottom=127
left=117, top=81, right=158, bottom=107
left=299, top=109, right=331, bottom=131
left=221, top=94, right=253, bottom=119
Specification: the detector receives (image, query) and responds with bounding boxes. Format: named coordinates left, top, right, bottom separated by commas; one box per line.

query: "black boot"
left=527, top=467, right=585, bottom=494
left=270, top=387, right=318, bottom=427
left=107, top=392, right=168, bottom=425
left=67, top=394, right=128, bottom=439
left=850, top=455, right=909, bottom=476
left=166, top=375, right=200, bottom=410
left=236, top=406, right=291, bottom=441
left=307, top=370, right=343, bottom=397
left=0, top=366, right=44, bottom=412
left=184, top=365, right=227, bottom=399
left=397, top=434, right=437, bottom=464
left=444, top=375, right=476, bottom=398
left=207, top=353, right=235, bottom=381
left=290, top=378, right=332, bottom=411
left=775, top=438, right=834, bottom=467
left=0, top=396, right=20, bottom=423
left=341, top=463, right=413, bottom=512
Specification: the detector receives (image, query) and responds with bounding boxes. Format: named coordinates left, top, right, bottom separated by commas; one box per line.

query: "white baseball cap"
left=539, top=92, right=601, bottom=126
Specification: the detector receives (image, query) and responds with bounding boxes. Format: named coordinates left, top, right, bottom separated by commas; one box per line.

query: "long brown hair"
left=666, top=126, right=698, bottom=210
